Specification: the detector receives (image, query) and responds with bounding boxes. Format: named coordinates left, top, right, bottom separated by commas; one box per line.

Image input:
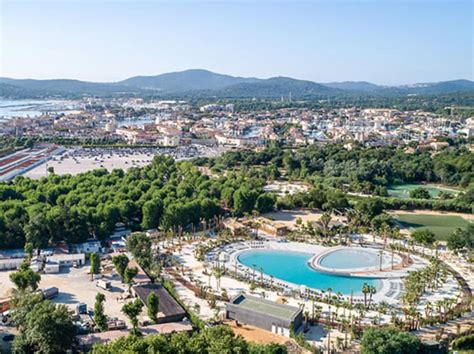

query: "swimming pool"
left=238, top=250, right=380, bottom=295
left=319, top=248, right=382, bottom=269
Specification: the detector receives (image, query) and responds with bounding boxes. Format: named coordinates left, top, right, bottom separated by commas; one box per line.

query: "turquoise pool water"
left=319, top=248, right=380, bottom=269
left=238, top=250, right=379, bottom=295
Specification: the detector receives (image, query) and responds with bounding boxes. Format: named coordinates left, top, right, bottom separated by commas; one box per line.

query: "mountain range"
left=1, top=69, right=473, bottom=99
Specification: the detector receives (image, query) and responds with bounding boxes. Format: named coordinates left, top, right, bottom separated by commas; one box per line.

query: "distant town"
left=1, top=97, right=473, bottom=181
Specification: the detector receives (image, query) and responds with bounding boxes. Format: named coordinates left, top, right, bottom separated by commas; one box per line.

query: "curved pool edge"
left=234, top=247, right=384, bottom=297
left=208, top=241, right=418, bottom=305
left=308, top=246, right=404, bottom=278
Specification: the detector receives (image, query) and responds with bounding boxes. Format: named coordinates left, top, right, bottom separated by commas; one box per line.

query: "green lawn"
left=395, top=214, right=470, bottom=240
left=387, top=183, right=460, bottom=199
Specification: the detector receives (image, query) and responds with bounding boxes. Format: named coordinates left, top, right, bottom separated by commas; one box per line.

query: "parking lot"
left=24, top=145, right=227, bottom=178
left=0, top=265, right=131, bottom=325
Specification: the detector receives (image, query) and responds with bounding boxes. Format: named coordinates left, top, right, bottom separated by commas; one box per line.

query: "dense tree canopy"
left=0, top=156, right=267, bottom=249
left=92, top=325, right=287, bottom=354
left=203, top=144, right=473, bottom=189
left=12, top=295, right=76, bottom=354
left=360, top=327, right=421, bottom=354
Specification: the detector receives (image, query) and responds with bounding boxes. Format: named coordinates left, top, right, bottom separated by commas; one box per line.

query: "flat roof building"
left=225, top=294, right=303, bottom=337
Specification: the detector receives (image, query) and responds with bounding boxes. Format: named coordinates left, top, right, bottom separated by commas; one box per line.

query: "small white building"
left=69, top=241, right=102, bottom=254
left=48, top=253, right=85, bottom=267
left=44, top=260, right=60, bottom=274
left=0, top=257, right=24, bottom=271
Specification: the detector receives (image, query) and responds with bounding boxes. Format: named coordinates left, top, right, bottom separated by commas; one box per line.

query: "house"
left=222, top=218, right=248, bottom=237
left=226, top=294, right=303, bottom=337
left=248, top=218, right=288, bottom=237
left=48, top=253, right=85, bottom=267
left=132, top=284, right=187, bottom=324
left=69, top=240, right=102, bottom=254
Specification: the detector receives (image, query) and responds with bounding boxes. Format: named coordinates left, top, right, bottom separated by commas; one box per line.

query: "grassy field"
left=395, top=214, right=470, bottom=240
left=388, top=183, right=460, bottom=199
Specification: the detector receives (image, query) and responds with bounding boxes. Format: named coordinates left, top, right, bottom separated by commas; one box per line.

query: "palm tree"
left=304, top=310, right=310, bottom=330
left=379, top=247, right=384, bottom=271
left=367, top=285, right=377, bottom=308
left=327, top=287, right=333, bottom=303
left=361, top=283, right=370, bottom=308
left=389, top=243, right=396, bottom=269
left=424, top=300, right=433, bottom=319
left=213, top=268, right=223, bottom=291
left=320, top=212, right=332, bottom=236
left=325, top=324, right=332, bottom=354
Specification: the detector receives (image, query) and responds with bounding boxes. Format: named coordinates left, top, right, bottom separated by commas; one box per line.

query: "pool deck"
left=213, top=240, right=429, bottom=305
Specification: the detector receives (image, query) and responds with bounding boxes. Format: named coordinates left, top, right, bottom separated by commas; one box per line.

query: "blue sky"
left=0, top=0, right=472, bottom=85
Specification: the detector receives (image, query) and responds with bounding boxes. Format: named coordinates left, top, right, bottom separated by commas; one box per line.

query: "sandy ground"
left=263, top=209, right=324, bottom=229
left=223, top=320, right=291, bottom=345
left=389, top=209, right=474, bottom=221
left=263, top=182, right=310, bottom=197
left=0, top=265, right=131, bottom=324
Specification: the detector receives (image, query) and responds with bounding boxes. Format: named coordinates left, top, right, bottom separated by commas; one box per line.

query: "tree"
left=361, top=327, right=421, bottom=354
left=233, top=187, right=258, bottom=216
left=121, top=299, right=143, bottom=336
left=24, top=242, right=34, bottom=259
left=90, top=253, right=101, bottom=276
left=24, top=211, right=50, bottom=250
left=355, top=198, right=384, bottom=219
left=141, top=199, right=163, bottom=230
left=447, top=225, right=473, bottom=253
left=124, top=266, right=138, bottom=288
left=409, top=187, right=431, bottom=200
left=320, top=212, right=332, bottom=230
left=411, top=229, right=436, bottom=248
left=10, top=263, right=41, bottom=291
left=90, top=324, right=287, bottom=353
left=361, top=283, right=370, bottom=308
left=256, top=193, right=276, bottom=214
left=112, top=254, right=129, bottom=281
left=126, top=232, right=152, bottom=269
left=94, top=293, right=108, bottom=332
left=10, top=292, right=44, bottom=331
left=12, top=299, right=76, bottom=354
left=146, top=292, right=159, bottom=323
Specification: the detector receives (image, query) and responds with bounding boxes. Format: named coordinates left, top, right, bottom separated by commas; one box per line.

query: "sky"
left=0, top=0, right=472, bottom=85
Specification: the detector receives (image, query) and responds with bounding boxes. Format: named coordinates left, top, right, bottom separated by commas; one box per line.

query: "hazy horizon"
left=0, top=68, right=473, bottom=87
left=1, top=0, right=472, bottom=85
